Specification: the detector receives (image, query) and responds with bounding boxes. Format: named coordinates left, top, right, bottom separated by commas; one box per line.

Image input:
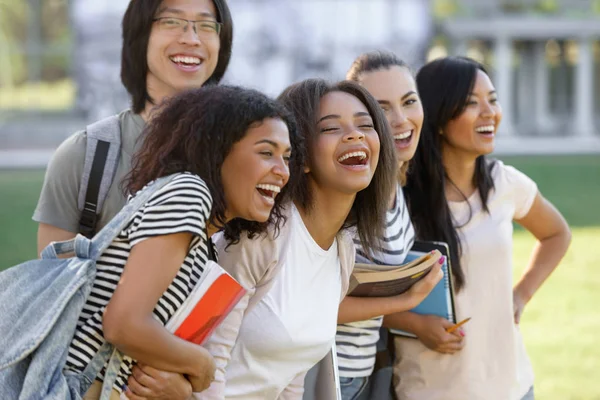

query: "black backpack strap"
left=79, top=141, right=110, bottom=238
left=78, top=115, right=121, bottom=238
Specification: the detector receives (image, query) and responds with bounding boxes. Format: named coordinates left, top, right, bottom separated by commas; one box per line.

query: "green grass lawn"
left=513, top=227, right=600, bottom=400
left=0, top=154, right=599, bottom=399
left=0, top=169, right=44, bottom=266
left=502, top=155, right=600, bottom=227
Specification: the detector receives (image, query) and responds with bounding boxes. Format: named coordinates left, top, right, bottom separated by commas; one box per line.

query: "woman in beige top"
left=197, top=79, right=399, bottom=399
left=387, top=57, right=571, bottom=400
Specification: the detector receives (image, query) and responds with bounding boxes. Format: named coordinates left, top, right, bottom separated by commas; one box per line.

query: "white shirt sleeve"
left=501, top=164, right=538, bottom=219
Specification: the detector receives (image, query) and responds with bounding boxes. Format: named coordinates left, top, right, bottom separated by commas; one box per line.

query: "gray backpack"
left=78, top=115, right=122, bottom=238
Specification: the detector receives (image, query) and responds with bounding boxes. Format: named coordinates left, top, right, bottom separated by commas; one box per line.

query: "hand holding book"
left=402, top=259, right=444, bottom=309
left=142, top=258, right=246, bottom=398
left=388, top=241, right=459, bottom=340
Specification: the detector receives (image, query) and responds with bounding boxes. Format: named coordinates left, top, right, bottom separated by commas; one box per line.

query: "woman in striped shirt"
left=334, top=51, right=443, bottom=400
left=63, top=85, right=302, bottom=399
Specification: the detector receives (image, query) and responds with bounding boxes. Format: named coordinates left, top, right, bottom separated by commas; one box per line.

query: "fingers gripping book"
left=347, top=241, right=457, bottom=338
left=390, top=241, right=457, bottom=338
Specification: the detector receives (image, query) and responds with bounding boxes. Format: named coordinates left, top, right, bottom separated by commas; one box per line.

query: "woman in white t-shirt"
left=198, top=79, right=399, bottom=399
left=385, top=57, right=572, bottom=400
left=333, top=51, right=443, bottom=400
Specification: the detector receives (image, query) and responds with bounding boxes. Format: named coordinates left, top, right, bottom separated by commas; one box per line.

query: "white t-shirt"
left=200, top=204, right=344, bottom=399
left=393, top=161, right=538, bottom=400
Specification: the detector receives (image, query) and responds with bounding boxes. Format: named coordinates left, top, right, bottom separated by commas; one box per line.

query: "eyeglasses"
left=153, top=17, right=222, bottom=37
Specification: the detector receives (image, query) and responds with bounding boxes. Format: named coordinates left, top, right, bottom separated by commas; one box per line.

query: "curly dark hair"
left=121, top=0, right=233, bottom=113
left=125, top=85, right=302, bottom=242
left=277, top=79, right=396, bottom=256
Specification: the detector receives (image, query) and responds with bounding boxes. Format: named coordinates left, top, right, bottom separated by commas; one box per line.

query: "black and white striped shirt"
left=65, top=173, right=213, bottom=393
left=336, top=185, right=415, bottom=378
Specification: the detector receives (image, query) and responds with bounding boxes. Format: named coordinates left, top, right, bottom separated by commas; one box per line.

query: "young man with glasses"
left=32, top=1, right=233, bottom=398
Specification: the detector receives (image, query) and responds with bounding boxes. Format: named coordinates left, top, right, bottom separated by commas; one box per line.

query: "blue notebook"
left=389, top=241, right=456, bottom=338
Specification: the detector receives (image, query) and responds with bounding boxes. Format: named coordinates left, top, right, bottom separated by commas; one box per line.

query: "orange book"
left=165, top=261, right=246, bottom=345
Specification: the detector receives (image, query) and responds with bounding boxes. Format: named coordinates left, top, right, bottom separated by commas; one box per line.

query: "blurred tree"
left=501, top=0, right=527, bottom=13
left=40, top=0, right=72, bottom=81
left=536, top=0, right=559, bottom=14
left=0, top=0, right=27, bottom=86
left=432, top=0, right=458, bottom=18
left=0, top=0, right=70, bottom=86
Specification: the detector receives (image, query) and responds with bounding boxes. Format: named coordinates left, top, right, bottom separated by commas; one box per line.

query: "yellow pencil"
left=446, top=317, right=471, bottom=333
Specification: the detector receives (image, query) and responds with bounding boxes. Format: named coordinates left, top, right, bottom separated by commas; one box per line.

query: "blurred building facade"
left=434, top=0, right=600, bottom=152
left=0, top=0, right=599, bottom=164
left=225, top=0, right=431, bottom=96
left=65, top=0, right=432, bottom=114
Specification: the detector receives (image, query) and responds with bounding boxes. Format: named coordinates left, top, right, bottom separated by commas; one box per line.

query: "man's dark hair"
left=126, top=85, right=301, bottom=243
left=121, top=0, right=233, bottom=114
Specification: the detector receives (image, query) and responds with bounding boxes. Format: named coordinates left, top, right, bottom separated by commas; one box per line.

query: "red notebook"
left=165, top=260, right=246, bottom=345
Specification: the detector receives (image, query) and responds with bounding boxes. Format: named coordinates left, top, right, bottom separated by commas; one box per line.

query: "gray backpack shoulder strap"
left=77, top=114, right=122, bottom=238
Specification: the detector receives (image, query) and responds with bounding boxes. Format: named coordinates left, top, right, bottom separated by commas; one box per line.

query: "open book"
left=390, top=241, right=457, bottom=339
left=165, top=260, right=246, bottom=345
left=348, top=250, right=442, bottom=297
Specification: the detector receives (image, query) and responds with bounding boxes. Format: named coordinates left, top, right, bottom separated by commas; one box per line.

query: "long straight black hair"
left=405, top=57, right=497, bottom=291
